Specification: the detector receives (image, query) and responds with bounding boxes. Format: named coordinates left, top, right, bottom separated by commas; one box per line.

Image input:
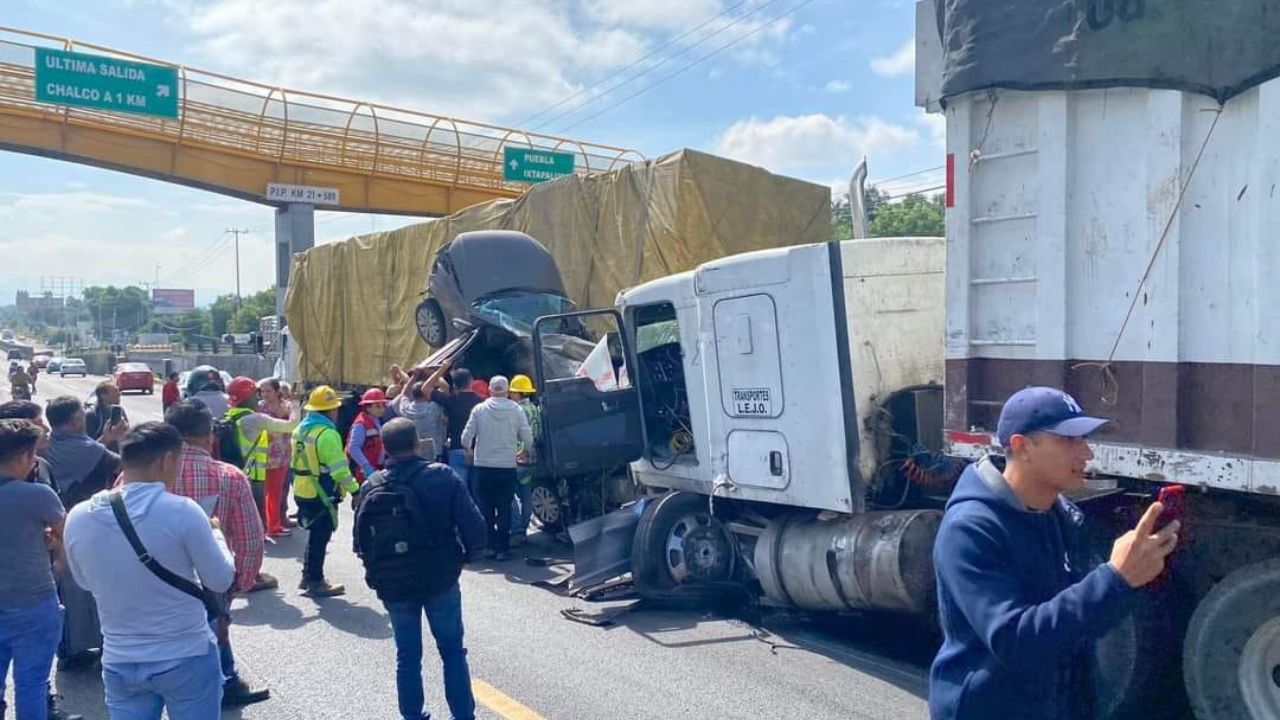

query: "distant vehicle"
left=114, top=362, right=155, bottom=394
left=32, top=353, right=52, bottom=369
left=179, top=367, right=231, bottom=400
left=0, top=329, right=13, bottom=342
left=59, top=358, right=88, bottom=378
left=45, top=357, right=64, bottom=373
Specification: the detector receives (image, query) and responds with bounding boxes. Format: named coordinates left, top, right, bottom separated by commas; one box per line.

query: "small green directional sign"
left=503, top=146, right=576, bottom=183
left=34, top=47, right=179, bottom=119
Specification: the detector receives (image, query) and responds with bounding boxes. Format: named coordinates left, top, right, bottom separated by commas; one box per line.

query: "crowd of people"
left=0, top=360, right=544, bottom=720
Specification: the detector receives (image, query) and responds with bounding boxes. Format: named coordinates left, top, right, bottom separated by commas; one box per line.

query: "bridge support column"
left=274, top=203, right=315, bottom=319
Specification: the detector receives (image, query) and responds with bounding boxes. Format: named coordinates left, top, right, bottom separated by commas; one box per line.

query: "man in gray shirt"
left=0, top=419, right=68, bottom=720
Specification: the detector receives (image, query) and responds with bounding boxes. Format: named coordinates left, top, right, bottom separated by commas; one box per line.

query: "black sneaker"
left=222, top=678, right=271, bottom=707
left=56, top=650, right=99, bottom=672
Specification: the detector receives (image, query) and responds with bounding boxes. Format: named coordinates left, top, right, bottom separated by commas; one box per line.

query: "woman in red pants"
left=258, top=377, right=295, bottom=536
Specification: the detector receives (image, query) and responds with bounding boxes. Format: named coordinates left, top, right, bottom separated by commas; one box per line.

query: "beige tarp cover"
left=284, top=148, right=831, bottom=386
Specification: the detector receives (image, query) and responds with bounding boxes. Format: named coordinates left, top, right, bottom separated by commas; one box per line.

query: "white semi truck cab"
left=533, top=237, right=949, bottom=614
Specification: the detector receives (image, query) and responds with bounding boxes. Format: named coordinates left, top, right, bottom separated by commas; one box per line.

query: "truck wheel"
left=530, top=480, right=564, bottom=534
left=415, top=298, right=446, bottom=347
left=1184, top=558, right=1280, bottom=720
left=1092, top=583, right=1185, bottom=720
left=631, top=491, right=740, bottom=603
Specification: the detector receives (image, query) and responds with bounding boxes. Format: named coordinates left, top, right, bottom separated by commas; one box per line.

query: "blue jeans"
left=0, top=592, right=61, bottom=720
left=447, top=449, right=475, bottom=502
left=385, top=585, right=475, bottom=720
left=102, top=644, right=222, bottom=720
left=511, top=472, right=533, bottom=535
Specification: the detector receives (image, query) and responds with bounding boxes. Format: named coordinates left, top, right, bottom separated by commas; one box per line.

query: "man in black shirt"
left=431, top=368, right=483, bottom=499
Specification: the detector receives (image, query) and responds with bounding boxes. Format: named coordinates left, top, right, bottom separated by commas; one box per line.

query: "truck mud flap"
left=568, top=499, right=647, bottom=590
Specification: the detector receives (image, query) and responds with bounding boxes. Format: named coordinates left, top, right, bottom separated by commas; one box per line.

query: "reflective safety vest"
left=291, top=421, right=357, bottom=504
left=226, top=407, right=269, bottom=483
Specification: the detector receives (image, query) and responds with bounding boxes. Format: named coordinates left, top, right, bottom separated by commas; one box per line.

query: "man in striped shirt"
left=164, top=400, right=271, bottom=709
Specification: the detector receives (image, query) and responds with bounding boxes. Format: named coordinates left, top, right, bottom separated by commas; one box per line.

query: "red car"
left=114, top=362, right=156, bottom=394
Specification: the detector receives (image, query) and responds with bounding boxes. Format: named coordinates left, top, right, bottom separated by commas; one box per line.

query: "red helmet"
left=227, top=377, right=258, bottom=406
left=359, top=388, right=388, bottom=406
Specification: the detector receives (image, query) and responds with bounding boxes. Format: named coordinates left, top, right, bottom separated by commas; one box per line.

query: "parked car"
left=114, top=362, right=155, bottom=394
left=45, top=357, right=64, bottom=373
left=60, top=358, right=87, bottom=378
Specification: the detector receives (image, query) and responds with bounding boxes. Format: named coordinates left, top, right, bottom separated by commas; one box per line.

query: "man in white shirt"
left=64, top=422, right=235, bottom=720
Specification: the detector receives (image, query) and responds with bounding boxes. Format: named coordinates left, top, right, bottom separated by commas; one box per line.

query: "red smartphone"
left=1156, top=484, right=1186, bottom=530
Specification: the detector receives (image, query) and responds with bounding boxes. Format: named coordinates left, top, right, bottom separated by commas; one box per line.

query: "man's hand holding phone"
left=1109, top=498, right=1181, bottom=588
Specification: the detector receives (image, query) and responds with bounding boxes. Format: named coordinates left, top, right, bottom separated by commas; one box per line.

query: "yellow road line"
left=472, top=678, right=549, bottom=720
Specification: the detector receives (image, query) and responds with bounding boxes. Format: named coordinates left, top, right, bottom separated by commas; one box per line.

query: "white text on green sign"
left=34, top=48, right=179, bottom=119
left=503, top=147, right=576, bottom=183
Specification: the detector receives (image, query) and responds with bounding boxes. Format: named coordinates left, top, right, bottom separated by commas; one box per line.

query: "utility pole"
left=228, top=228, right=247, bottom=309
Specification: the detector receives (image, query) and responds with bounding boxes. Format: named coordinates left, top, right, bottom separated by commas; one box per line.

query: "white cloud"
left=918, top=109, right=946, bottom=149
left=184, top=0, right=650, bottom=120
left=824, top=79, right=852, bottom=93
left=582, top=0, right=723, bottom=31
left=1, top=191, right=151, bottom=214
left=870, top=38, right=915, bottom=77
left=712, top=114, right=919, bottom=172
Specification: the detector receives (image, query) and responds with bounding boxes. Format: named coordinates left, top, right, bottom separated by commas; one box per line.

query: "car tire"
left=1184, top=558, right=1280, bottom=720
left=415, top=298, right=447, bottom=347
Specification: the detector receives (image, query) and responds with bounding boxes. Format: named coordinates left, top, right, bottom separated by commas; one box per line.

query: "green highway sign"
left=503, top=146, right=576, bottom=183
left=34, top=47, right=179, bottom=119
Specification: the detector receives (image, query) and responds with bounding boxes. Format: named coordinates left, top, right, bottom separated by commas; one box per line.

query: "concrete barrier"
left=125, top=351, right=278, bottom=380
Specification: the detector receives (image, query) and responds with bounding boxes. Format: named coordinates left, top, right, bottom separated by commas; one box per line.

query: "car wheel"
left=529, top=479, right=565, bottom=533
left=415, top=298, right=447, bottom=347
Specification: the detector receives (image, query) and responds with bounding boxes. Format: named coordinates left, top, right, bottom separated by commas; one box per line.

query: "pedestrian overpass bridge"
left=0, top=27, right=642, bottom=216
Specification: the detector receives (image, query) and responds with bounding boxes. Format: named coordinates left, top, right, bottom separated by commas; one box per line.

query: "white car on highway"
left=60, top=358, right=88, bottom=378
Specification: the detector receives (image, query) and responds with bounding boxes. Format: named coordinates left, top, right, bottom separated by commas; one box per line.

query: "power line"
left=870, top=165, right=945, bottom=185
left=556, top=0, right=817, bottom=135
left=534, top=0, right=791, bottom=133
left=514, top=0, right=752, bottom=128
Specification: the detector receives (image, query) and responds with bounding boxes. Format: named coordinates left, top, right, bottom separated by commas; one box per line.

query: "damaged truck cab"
left=533, top=237, right=948, bottom=612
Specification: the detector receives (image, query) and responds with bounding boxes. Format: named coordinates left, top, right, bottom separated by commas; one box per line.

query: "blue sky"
left=1, top=0, right=943, bottom=306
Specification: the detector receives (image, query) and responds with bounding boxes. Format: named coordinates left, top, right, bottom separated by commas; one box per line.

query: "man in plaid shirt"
left=164, top=400, right=271, bottom=709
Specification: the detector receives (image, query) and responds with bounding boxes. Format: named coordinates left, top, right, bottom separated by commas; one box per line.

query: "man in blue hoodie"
left=929, top=387, right=1181, bottom=720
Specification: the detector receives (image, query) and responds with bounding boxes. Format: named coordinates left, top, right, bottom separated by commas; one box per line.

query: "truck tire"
left=1092, top=583, right=1185, bottom=720
left=415, top=298, right=446, bottom=347
left=631, top=491, right=742, bottom=605
left=1184, top=558, right=1280, bottom=720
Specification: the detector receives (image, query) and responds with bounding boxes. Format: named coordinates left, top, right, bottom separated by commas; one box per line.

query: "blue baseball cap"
left=996, top=387, right=1109, bottom=446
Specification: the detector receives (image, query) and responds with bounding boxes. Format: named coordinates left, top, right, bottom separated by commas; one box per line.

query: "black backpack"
left=355, top=468, right=460, bottom=599
left=213, top=416, right=244, bottom=469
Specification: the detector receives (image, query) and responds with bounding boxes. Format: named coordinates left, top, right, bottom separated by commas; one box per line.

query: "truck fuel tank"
left=754, top=509, right=941, bottom=615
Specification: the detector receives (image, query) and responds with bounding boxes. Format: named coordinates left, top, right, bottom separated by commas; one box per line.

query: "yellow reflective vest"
left=226, top=407, right=268, bottom=483
left=290, top=415, right=358, bottom=504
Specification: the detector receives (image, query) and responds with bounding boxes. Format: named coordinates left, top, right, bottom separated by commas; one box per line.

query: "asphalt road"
left=7, top=372, right=933, bottom=720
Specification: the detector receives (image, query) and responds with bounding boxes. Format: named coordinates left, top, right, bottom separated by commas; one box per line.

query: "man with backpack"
left=355, top=418, right=485, bottom=720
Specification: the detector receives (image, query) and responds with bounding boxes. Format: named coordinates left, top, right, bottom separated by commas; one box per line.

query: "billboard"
left=152, top=288, right=195, bottom=315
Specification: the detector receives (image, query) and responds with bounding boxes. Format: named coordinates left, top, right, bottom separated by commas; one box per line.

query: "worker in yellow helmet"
left=508, top=374, right=541, bottom=544
left=291, top=386, right=357, bottom=597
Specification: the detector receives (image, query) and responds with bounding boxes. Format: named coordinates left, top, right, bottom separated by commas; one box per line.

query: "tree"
left=867, top=191, right=944, bottom=238
left=209, top=287, right=276, bottom=335
left=82, top=286, right=151, bottom=340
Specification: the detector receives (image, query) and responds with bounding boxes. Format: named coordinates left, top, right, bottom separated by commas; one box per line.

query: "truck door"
left=533, top=310, right=645, bottom=475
